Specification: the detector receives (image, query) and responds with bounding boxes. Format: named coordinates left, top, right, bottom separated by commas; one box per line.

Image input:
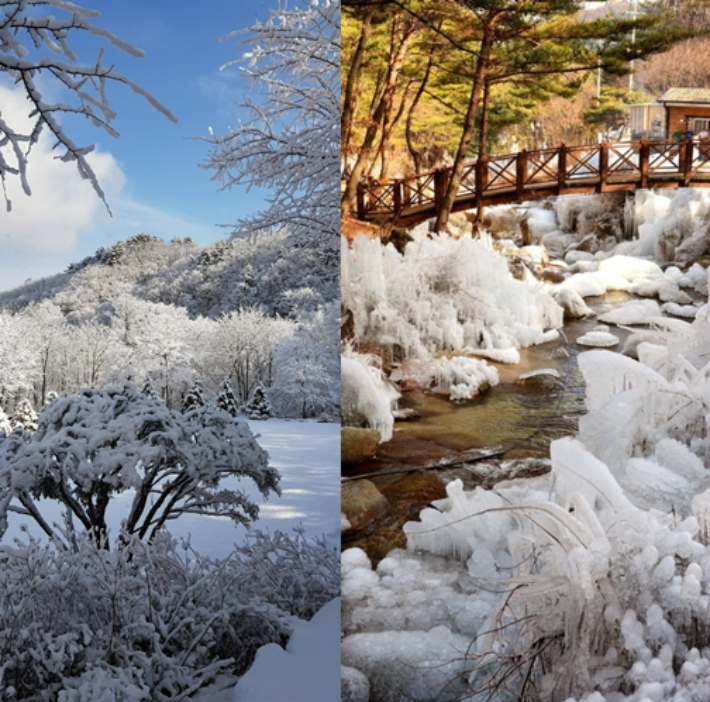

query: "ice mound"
left=341, top=351, right=399, bottom=442
left=341, top=627, right=472, bottom=702
left=404, top=479, right=511, bottom=565
left=576, top=330, right=619, bottom=347
left=391, top=355, right=499, bottom=401
left=599, top=299, right=662, bottom=326
left=342, top=233, right=563, bottom=360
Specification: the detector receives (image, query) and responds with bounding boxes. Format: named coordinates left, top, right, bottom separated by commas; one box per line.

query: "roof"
left=658, top=88, right=710, bottom=105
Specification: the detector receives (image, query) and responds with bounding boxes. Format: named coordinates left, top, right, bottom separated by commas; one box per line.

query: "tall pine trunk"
left=434, top=19, right=496, bottom=233
left=341, top=17, right=414, bottom=218
left=341, top=10, right=373, bottom=172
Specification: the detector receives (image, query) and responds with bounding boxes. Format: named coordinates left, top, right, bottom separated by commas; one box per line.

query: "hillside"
left=0, top=229, right=339, bottom=420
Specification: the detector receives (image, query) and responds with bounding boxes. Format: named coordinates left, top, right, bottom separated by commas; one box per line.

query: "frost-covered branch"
left=202, top=0, right=340, bottom=245
left=0, top=0, right=177, bottom=211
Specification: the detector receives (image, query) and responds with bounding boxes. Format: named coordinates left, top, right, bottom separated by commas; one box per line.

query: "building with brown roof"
left=657, top=88, right=710, bottom=138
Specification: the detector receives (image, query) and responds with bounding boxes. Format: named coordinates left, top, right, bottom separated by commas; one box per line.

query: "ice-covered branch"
left=201, top=0, right=340, bottom=246
left=0, top=0, right=176, bottom=211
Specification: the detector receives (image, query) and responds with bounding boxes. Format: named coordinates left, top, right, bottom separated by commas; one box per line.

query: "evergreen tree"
left=44, top=391, right=59, bottom=409
left=244, top=384, right=273, bottom=420
left=141, top=376, right=160, bottom=401
left=217, top=378, right=240, bottom=417
left=182, top=380, right=207, bottom=413
left=11, top=399, right=38, bottom=433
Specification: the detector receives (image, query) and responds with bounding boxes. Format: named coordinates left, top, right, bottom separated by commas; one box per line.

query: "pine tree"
left=11, top=399, right=38, bottom=433
left=182, top=380, right=207, bottom=413
left=141, top=376, right=160, bottom=401
left=244, top=384, right=273, bottom=420
left=217, top=378, right=239, bottom=417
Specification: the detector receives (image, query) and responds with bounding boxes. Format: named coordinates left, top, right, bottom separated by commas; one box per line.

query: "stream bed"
left=342, top=291, right=636, bottom=564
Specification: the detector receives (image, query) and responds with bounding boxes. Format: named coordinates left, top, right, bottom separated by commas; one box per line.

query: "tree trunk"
left=433, top=18, right=496, bottom=233
left=341, top=10, right=374, bottom=172
left=405, top=51, right=435, bottom=173
left=341, top=17, right=415, bottom=218
left=472, top=77, right=493, bottom=230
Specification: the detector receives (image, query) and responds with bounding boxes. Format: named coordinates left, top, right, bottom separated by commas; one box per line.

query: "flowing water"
left=342, top=291, right=636, bottom=564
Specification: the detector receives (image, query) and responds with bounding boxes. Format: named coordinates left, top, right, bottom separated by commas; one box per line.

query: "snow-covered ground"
left=167, top=418, right=341, bottom=558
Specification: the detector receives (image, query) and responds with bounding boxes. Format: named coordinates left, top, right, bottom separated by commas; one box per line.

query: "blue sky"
left=0, top=0, right=278, bottom=290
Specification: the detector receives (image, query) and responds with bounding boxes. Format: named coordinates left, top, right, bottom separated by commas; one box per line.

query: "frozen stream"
left=342, top=292, right=636, bottom=564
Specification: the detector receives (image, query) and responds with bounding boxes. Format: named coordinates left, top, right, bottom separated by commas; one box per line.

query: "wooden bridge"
left=356, top=139, right=710, bottom=227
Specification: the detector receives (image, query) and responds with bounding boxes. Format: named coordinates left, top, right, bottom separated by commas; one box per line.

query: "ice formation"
left=342, top=233, right=563, bottom=360
left=341, top=350, right=399, bottom=442
left=390, top=355, right=499, bottom=401
left=343, top=194, right=710, bottom=701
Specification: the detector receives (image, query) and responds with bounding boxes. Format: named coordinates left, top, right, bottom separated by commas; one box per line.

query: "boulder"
left=341, top=479, right=390, bottom=532
left=342, top=427, right=381, bottom=465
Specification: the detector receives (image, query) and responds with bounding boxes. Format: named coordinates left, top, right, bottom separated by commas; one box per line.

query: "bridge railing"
left=355, top=139, right=710, bottom=223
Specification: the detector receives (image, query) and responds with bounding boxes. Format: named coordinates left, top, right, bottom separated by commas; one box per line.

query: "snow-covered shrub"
left=0, top=383, right=280, bottom=546
left=0, top=527, right=337, bottom=700
left=341, top=349, right=399, bottom=442
left=0, top=407, right=11, bottom=435
left=342, top=233, right=562, bottom=361
left=231, top=527, right=339, bottom=620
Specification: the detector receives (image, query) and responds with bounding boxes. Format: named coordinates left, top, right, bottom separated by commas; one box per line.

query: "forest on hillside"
left=0, top=231, right=339, bottom=421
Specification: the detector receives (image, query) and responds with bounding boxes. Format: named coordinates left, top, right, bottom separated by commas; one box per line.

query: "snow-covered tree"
left=270, top=333, right=339, bottom=419
left=211, top=308, right=295, bottom=403
left=43, top=390, right=58, bottom=408
left=202, top=0, right=340, bottom=247
left=244, top=383, right=272, bottom=420
left=0, top=0, right=176, bottom=210
left=141, top=375, right=159, bottom=401
left=217, top=377, right=239, bottom=417
left=182, top=378, right=206, bottom=413
left=0, top=406, right=11, bottom=434
left=0, top=383, right=281, bottom=546
left=10, top=397, right=37, bottom=432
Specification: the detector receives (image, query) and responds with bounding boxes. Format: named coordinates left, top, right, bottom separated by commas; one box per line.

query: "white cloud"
left=0, top=84, right=127, bottom=253
left=0, top=84, right=220, bottom=292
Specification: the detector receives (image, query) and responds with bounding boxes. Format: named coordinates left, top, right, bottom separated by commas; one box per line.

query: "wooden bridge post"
left=639, top=138, right=650, bottom=189
left=516, top=150, right=528, bottom=200
left=475, top=155, right=489, bottom=211
left=393, top=180, right=403, bottom=222
left=434, top=168, right=449, bottom=214
left=557, top=144, right=566, bottom=194
left=356, top=181, right=366, bottom=220
left=683, top=138, right=694, bottom=185
left=598, top=141, right=609, bottom=193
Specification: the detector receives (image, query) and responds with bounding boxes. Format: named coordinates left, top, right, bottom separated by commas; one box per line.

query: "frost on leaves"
left=0, top=0, right=176, bottom=211
left=0, top=383, right=280, bottom=546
